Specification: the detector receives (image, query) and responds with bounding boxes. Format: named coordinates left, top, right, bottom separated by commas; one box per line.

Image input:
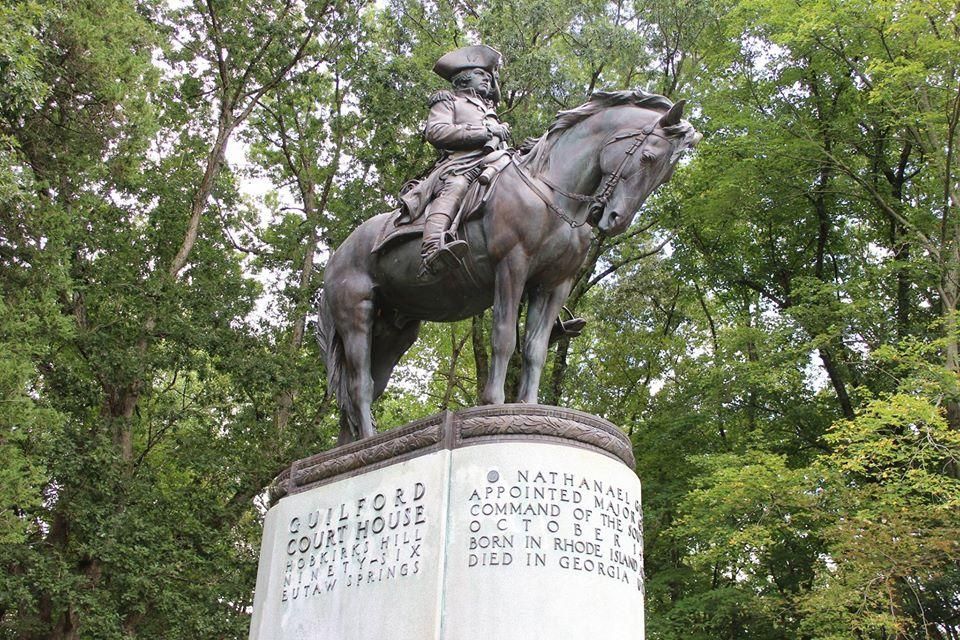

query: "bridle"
left=510, top=123, right=664, bottom=229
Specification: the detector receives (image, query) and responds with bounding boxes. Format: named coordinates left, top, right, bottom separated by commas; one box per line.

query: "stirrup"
left=421, top=234, right=468, bottom=275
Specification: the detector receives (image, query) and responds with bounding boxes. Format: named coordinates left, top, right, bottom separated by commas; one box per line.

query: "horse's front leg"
left=481, top=253, right=527, bottom=405
left=517, top=280, right=574, bottom=404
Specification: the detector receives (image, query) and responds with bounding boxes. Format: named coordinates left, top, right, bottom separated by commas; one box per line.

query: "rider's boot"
left=421, top=211, right=468, bottom=276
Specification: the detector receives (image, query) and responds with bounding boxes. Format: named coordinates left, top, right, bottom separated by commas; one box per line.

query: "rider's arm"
left=424, top=93, right=492, bottom=151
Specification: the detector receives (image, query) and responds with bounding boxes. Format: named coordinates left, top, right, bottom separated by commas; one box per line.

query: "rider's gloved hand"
left=486, top=122, right=511, bottom=140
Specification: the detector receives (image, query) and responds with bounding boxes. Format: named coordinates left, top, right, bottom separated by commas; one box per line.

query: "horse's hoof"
left=549, top=316, right=587, bottom=344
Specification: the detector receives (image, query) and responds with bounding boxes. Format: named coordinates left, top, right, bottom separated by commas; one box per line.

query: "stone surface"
left=249, top=405, right=644, bottom=640
left=248, top=451, right=448, bottom=640
left=443, top=443, right=644, bottom=638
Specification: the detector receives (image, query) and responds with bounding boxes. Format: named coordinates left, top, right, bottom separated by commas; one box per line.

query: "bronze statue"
left=317, top=45, right=701, bottom=444
left=399, top=45, right=510, bottom=275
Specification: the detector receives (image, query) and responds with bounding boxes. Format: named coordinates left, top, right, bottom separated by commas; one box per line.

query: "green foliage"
left=0, top=298, right=59, bottom=547
left=2, top=0, right=960, bottom=637
left=663, top=452, right=824, bottom=638
left=804, top=389, right=960, bottom=639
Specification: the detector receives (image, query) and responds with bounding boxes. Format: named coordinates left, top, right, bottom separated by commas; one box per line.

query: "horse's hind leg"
left=517, top=280, right=573, bottom=404
left=371, top=317, right=421, bottom=401
left=331, top=275, right=377, bottom=442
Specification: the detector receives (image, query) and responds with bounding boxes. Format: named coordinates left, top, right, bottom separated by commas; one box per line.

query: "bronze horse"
left=318, top=90, right=700, bottom=444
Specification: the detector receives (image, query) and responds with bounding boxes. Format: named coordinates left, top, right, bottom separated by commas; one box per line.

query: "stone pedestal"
left=248, top=405, right=644, bottom=640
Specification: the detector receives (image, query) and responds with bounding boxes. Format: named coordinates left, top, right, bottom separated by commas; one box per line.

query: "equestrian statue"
left=317, top=45, right=701, bottom=444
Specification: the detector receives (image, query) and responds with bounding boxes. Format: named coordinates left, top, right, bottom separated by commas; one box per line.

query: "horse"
left=317, top=90, right=700, bottom=444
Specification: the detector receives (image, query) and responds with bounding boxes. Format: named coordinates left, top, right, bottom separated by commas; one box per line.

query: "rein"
left=511, top=123, right=660, bottom=229
left=509, top=156, right=593, bottom=228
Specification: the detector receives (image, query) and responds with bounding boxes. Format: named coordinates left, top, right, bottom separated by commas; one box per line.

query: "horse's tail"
left=316, top=291, right=351, bottom=428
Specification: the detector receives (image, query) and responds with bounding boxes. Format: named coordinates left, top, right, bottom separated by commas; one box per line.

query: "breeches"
left=426, top=174, right=471, bottom=218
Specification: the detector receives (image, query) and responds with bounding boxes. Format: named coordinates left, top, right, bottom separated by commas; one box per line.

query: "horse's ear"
left=660, top=99, right=686, bottom=127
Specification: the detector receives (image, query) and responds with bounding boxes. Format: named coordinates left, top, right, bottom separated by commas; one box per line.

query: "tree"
left=1, top=0, right=360, bottom=636
left=4, top=1, right=959, bottom=638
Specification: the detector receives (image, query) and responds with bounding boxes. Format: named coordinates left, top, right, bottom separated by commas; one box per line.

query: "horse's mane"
left=521, top=89, right=693, bottom=173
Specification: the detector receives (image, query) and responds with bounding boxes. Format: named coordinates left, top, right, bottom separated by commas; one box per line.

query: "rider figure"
left=398, top=45, right=511, bottom=275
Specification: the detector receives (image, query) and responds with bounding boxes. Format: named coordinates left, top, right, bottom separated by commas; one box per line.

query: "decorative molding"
left=268, top=405, right=635, bottom=501
left=457, top=405, right=635, bottom=468
left=294, top=422, right=444, bottom=490
left=269, top=468, right=292, bottom=501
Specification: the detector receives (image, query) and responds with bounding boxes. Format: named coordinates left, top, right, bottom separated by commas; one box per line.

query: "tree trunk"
left=545, top=335, right=571, bottom=405
left=819, top=347, right=855, bottom=420
left=169, top=108, right=235, bottom=279
left=275, top=181, right=323, bottom=434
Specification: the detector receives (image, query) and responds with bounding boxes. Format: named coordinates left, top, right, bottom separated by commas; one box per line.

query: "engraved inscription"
left=280, top=482, right=428, bottom=604
left=465, top=469, right=643, bottom=590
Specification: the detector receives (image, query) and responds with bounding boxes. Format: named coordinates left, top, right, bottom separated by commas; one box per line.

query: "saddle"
left=371, top=168, right=502, bottom=256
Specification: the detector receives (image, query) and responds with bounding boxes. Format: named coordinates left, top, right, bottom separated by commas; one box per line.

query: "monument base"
left=248, top=405, right=645, bottom=640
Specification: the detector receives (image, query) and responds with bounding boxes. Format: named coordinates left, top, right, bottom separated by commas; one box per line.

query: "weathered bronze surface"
left=399, top=44, right=509, bottom=273
left=317, top=46, right=701, bottom=444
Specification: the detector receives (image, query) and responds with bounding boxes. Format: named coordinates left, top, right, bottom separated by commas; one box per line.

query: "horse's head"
left=593, top=100, right=701, bottom=236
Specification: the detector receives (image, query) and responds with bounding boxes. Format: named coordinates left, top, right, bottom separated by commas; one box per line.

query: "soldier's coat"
left=398, top=89, right=506, bottom=223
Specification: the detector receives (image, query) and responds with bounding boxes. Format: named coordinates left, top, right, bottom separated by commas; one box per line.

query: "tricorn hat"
left=433, top=44, right=503, bottom=81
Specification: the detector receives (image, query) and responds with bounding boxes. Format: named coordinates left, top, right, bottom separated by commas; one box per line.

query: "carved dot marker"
left=487, top=470, right=499, bottom=483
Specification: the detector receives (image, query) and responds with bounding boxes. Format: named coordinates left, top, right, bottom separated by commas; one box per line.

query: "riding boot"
left=420, top=212, right=468, bottom=275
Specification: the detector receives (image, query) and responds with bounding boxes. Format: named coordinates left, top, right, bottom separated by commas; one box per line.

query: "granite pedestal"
left=248, top=405, right=644, bottom=640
